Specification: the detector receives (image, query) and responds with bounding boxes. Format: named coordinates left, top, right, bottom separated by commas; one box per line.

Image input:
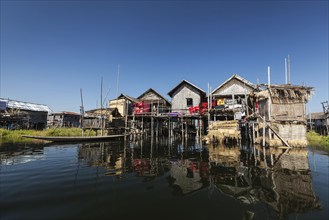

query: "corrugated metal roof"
left=0, top=98, right=52, bottom=113
left=50, top=111, right=80, bottom=115
left=211, top=74, right=257, bottom=95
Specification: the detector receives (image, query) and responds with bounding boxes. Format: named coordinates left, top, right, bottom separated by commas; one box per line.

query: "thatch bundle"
left=205, top=120, right=240, bottom=144
left=208, top=120, right=239, bottom=129
left=255, top=90, right=269, bottom=101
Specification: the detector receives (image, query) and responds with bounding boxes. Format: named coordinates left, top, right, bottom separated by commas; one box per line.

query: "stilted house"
left=306, top=112, right=328, bottom=135
left=210, top=74, right=257, bottom=120
left=109, top=94, right=139, bottom=117
left=321, top=101, right=329, bottom=135
left=84, top=107, right=121, bottom=132
left=0, top=98, right=52, bottom=130
left=255, top=84, right=313, bottom=147
left=136, top=88, right=171, bottom=114
left=205, top=74, right=256, bottom=144
left=108, top=94, right=139, bottom=134
left=47, top=112, right=80, bottom=128
left=168, top=80, right=207, bottom=115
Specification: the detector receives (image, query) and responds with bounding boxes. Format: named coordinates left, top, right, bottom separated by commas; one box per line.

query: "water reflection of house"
left=207, top=144, right=319, bottom=218
left=208, top=145, right=253, bottom=200
left=0, top=146, right=44, bottom=165
left=169, top=159, right=203, bottom=195
left=168, top=159, right=209, bottom=196
left=132, top=158, right=168, bottom=179
left=78, top=143, right=124, bottom=176
left=208, top=145, right=241, bottom=167
left=258, top=148, right=320, bottom=219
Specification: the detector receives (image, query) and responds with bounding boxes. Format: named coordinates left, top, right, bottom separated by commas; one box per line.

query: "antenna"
left=285, top=58, right=288, bottom=84
left=116, top=64, right=120, bottom=98
left=288, top=55, right=290, bottom=84
left=268, top=66, right=271, bottom=88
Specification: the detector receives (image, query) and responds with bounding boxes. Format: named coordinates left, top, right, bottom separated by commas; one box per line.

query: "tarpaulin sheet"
left=0, top=100, right=7, bottom=111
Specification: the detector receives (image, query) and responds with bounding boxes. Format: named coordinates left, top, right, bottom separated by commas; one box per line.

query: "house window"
left=186, top=98, right=193, bottom=107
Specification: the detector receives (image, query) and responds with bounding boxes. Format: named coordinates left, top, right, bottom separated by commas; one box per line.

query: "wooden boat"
left=22, top=134, right=129, bottom=143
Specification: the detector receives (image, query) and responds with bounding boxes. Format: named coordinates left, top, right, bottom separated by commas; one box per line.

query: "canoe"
left=21, top=134, right=129, bottom=142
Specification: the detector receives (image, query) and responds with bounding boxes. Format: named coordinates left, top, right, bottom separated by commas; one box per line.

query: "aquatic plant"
left=0, top=128, right=98, bottom=145
left=307, top=131, right=329, bottom=149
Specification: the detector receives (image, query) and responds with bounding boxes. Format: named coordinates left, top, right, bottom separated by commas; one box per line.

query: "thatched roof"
left=256, top=84, right=313, bottom=104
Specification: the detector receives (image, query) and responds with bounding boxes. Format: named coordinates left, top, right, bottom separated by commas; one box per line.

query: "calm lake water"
left=0, top=138, right=328, bottom=220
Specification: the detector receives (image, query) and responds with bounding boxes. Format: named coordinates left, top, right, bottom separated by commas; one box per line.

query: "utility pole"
left=80, top=88, right=84, bottom=136
left=100, top=77, right=103, bottom=136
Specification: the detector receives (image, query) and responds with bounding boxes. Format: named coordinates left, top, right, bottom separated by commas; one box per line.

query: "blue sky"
left=1, top=0, right=328, bottom=113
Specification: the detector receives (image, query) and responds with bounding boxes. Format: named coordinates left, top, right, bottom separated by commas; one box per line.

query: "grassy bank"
left=306, top=131, right=329, bottom=149
left=0, top=128, right=97, bottom=145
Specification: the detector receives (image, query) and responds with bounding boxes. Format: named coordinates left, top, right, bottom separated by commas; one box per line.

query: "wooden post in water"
left=181, top=117, right=184, bottom=140
left=156, top=117, right=159, bottom=138
left=252, top=122, right=255, bottom=144
left=168, top=117, right=171, bottom=143
left=199, top=117, right=202, bottom=139
left=171, top=119, right=174, bottom=140
left=263, top=146, right=267, bottom=169
left=151, top=101, right=154, bottom=138
left=184, top=118, right=188, bottom=141
left=132, top=112, right=136, bottom=140
left=142, top=116, right=144, bottom=138
left=125, top=99, right=128, bottom=135
left=262, top=108, right=266, bottom=147
left=151, top=114, right=154, bottom=138
left=262, top=120, right=266, bottom=147
left=253, top=144, right=257, bottom=166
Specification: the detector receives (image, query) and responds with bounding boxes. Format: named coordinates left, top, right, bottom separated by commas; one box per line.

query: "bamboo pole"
left=267, top=124, right=291, bottom=149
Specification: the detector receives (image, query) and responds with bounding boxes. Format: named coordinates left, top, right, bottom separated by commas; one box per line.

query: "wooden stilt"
left=262, top=121, right=266, bottom=147
left=252, top=122, right=255, bottom=144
